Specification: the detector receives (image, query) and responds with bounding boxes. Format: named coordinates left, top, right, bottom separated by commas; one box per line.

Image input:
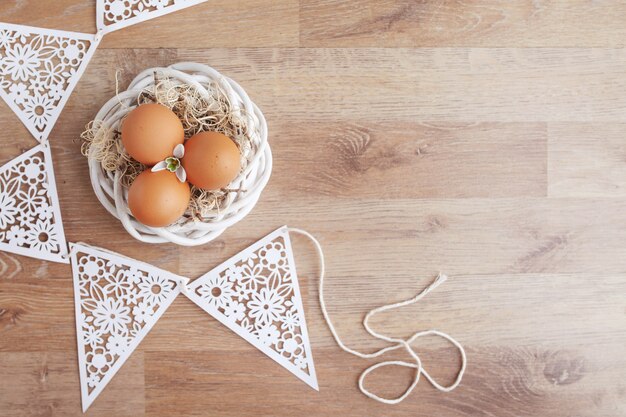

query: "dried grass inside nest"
left=81, top=73, right=256, bottom=219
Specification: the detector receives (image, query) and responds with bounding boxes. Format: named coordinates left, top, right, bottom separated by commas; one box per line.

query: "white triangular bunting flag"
left=0, top=23, right=99, bottom=142
left=185, top=226, right=318, bottom=390
left=70, top=243, right=186, bottom=411
left=0, top=144, right=68, bottom=263
left=97, top=0, right=208, bottom=34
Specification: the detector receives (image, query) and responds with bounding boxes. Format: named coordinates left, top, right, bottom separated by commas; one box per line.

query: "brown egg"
left=182, top=131, right=241, bottom=190
left=121, top=103, right=184, bottom=165
left=127, top=170, right=190, bottom=227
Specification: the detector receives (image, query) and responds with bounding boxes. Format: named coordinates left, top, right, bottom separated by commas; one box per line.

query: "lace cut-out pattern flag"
left=0, top=144, right=68, bottom=263
left=97, top=0, right=208, bottom=34
left=70, top=243, right=186, bottom=412
left=70, top=232, right=319, bottom=412
left=185, top=226, right=318, bottom=390
left=0, top=23, right=99, bottom=142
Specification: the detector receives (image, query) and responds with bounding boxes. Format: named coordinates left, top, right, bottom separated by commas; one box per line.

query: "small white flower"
left=16, top=155, right=45, bottom=185
left=123, top=290, right=139, bottom=305
left=92, top=298, right=131, bottom=335
left=198, top=274, right=235, bottom=310
left=58, top=39, right=86, bottom=66
left=280, top=309, right=300, bottom=332
left=47, top=82, right=64, bottom=101
left=85, top=348, right=113, bottom=376
left=83, top=325, right=103, bottom=348
left=106, top=332, right=128, bottom=356
left=223, top=301, right=246, bottom=322
left=16, top=210, right=35, bottom=228
left=34, top=203, right=54, bottom=221
left=25, top=219, right=59, bottom=253
left=124, top=267, right=143, bottom=285
left=137, top=274, right=173, bottom=305
left=105, top=0, right=135, bottom=22
left=248, top=288, right=285, bottom=324
left=233, top=285, right=252, bottom=302
left=0, top=30, right=17, bottom=49
left=104, top=270, right=133, bottom=298
left=238, top=261, right=267, bottom=291
left=78, top=256, right=105, bottom=280
left=3, top=42, right=40, bottom=81
left=28, top=76, right=46, bottom=94
left=39, top=60, right=65, bottom=87
left=132, top=301, right=153, bottom=324
left=254, top=323, right=280, bottom=346
left=8, top=82, right=28, bottom=105
left=151, top=144, right=186, bottom=182
left=275, top=332, right=304, bottom=360
left=6, top=225, right=26, bottom=246
left=258, top=241, right=288, bottom=273
left=224, top=266, right=243, bottom=283
left=22, top=93, right=54, bottom=131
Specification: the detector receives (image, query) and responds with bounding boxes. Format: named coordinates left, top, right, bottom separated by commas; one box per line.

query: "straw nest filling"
left=81, top=73, right=256, bottom=221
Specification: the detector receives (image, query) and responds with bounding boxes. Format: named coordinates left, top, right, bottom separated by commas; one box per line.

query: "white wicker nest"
left=88, top=62, right=271, bottom=246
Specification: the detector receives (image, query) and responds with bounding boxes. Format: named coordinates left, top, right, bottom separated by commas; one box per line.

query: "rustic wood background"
left=1, top=1, right=625, bottom=416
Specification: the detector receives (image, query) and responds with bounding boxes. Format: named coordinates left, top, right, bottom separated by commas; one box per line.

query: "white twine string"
left=288, top=228, right=467, bottom=404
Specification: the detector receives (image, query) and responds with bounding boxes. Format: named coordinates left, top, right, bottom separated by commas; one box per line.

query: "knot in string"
left=288, top=228, right=467, bottom=404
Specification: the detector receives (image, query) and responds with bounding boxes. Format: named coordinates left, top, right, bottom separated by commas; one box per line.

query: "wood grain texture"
left=548, top=123, right=626, bottom=197
left=176, top=47, right=626, bottom=123
left=1, top=1, right=626, bottom=416
left=269, top=121, right=548, bottom=198
left=300, top=1, right=626, bottom=47
left=0, top=352, right=145, bottom=416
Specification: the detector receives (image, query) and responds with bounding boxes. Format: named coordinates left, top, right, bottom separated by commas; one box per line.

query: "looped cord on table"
left=288, top=228, right=467, bottom=404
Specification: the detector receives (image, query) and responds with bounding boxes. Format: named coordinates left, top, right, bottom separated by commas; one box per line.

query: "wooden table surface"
left=1, top=1, right=626, bottom=416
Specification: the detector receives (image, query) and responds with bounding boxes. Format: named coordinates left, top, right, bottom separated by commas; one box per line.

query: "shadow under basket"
left=87, top=62, right=271, bottom=246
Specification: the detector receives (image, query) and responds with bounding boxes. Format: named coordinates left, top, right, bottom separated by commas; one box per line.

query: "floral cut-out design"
left=185, top=226, right=318, bottom=390
left=0, top=23, right=99, bottom=142
left=0, top=144, right=68, bottom=263
left=97, top=0, right=208, bottom=34
left=70, top=243, right=185, bottom=411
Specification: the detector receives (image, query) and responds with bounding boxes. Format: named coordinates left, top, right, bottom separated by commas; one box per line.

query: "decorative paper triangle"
left=0, top=144, right=68, bottom=263
left=96, top=0, right=208, bottom=34
left=70, top=243, right=186, bottom=412
left=185, top=226, right=318, bottom=390
left=0, top=23, right=99, bottom=142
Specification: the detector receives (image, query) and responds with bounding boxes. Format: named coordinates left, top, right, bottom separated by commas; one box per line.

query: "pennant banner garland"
left=71, top=227, right=317, bottom=411
left=0, top=2, right=328, bottom=414
left=70, top=242, right=186, bottom=411
left=186, top=226, right=318, bottom=390
left=0, top=3, right=470, bottom=411
left=0, top=144, right=68, bottom=263
left=97, top=0, right=208, bottom=34
left=0, top=23, right=99, bottom=142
